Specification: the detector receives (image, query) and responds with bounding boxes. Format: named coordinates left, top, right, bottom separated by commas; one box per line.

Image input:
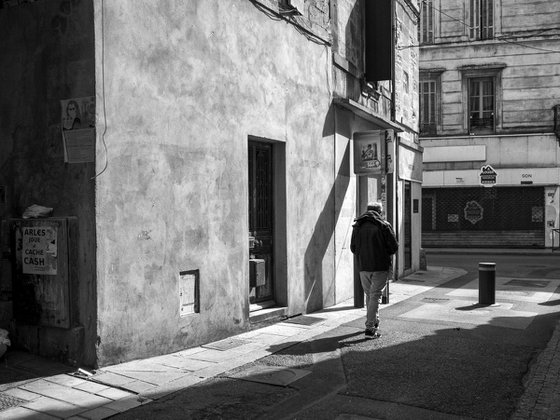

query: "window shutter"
left=469, top=0, right=480, bottom=39
left=365, top=0, right=393, bottom=82
left=421, top=0, right=434, bottom=44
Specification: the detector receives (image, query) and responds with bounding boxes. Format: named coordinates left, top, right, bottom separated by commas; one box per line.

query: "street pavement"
left=0, top=262, right=559, bottom=419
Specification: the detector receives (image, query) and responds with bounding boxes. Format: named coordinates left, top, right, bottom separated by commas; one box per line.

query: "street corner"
left=399, top=266, right=467, bottom=285
left=399, top=299, right=538, bottom=330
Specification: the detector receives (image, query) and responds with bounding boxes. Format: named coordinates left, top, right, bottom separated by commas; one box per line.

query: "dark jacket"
left=350, top=210, right=398, bottom=272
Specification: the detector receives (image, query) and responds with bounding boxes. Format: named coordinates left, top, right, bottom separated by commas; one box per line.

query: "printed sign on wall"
left=464, top=201, right=484, bottom=225
left=353, top=131, right=384, bottom=175
left=479, top=165, right=498, bottom=187
left=22, top=226, right=58, bottom=275
left=398, top=143, right=423, bottom=182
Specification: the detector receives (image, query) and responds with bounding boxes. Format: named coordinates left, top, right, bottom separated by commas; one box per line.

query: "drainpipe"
left=391, top=0, right=399, bottom=282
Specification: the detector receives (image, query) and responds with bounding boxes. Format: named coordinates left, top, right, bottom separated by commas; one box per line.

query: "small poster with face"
left=61, top=97, right=95, bottom=130
left=60, top=97, right=96, bottom=163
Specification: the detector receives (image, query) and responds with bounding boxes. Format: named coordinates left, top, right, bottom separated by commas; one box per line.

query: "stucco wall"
left=0, top=0, right=96, bottom=366
left=94, top=0, right=341, bottom=365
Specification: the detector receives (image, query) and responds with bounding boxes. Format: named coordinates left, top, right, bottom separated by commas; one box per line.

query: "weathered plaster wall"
left=333, top=0, right=364, bottom=71
left=395, top=0, right=419, bottom=131
left=331, top=0, right=422, bottom=280
left=0, top=0, right=96, bottom=366
left=94, top=0, right=338, bottom=365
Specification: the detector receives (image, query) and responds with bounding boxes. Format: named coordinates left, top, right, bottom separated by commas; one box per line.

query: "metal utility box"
left=9, top=218, right=77, bottom=328
left=249, top=259, right=266, bottom=288
left=1, top=217, right=83, bottom=362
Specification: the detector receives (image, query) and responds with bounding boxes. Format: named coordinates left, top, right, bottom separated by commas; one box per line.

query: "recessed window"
left=469, top=0, right=494, bottom=40
left=420, top=78, right=438, bottom=135
left=468, top=77, right=494, bottom=134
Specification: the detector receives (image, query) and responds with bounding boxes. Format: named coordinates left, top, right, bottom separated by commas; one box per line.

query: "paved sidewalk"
left=511, top=319, right=560, bottom=420
left=0, top=265, right=558, bottom=419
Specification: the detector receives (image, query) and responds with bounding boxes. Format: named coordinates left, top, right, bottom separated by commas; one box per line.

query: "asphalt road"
left=112, top=252, right=560, bottom=420
left=426, top=252, right=560, bottom=280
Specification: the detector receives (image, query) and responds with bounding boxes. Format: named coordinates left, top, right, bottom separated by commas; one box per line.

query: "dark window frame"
left=364, top=0, right=393, bottom=82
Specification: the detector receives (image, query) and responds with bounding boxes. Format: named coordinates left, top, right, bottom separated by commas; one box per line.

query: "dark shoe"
left=365, top=328, right=381, bottom=339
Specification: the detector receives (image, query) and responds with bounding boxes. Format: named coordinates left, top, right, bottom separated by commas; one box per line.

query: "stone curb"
left=510, top=319, right=560, bottom=420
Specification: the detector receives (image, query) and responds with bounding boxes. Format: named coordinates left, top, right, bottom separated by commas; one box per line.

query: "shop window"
left=469, top=0, right=494, bottom=40
left=468, top=77, right=494, bottom=134
left=420, top=0, right=434, bottom=44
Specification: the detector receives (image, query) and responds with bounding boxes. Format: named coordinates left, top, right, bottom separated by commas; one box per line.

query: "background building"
left=419, top=0, right=560, bottom=248
left=0, top=0, right=421, bottom=367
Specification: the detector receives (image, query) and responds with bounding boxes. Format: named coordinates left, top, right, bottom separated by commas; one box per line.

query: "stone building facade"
left=0, top=0, right=421, bottom=367
left=419, top=0, right=560, bottom=248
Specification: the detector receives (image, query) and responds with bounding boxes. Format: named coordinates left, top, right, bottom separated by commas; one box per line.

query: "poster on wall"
left=22, top=225, right=58, bottom=275
left=464, top=200, right=483, bottom=225
left=60, top=97, right=96, bottom=163
left=353, top=131, right=384, bottom=175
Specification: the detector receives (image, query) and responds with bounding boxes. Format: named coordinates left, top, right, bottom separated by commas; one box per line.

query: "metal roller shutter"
left=422, top=186, right=545, bottom=248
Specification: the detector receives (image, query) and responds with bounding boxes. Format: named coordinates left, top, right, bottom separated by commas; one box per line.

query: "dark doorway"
left=404, top=181, right=412, bottom=270
left=248, top=141, right=274, bottom=305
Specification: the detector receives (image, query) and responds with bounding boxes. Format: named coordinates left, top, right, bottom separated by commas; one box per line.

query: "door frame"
left=247, top=137, right=287, bottom=311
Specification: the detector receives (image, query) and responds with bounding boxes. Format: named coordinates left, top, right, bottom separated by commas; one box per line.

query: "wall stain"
left=138, top=230, right=151, bottom=240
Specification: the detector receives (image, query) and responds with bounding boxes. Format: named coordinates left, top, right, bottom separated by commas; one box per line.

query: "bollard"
left=479, top=262, right=496, bottom=305
left=382, top=281, right=389, bottom=304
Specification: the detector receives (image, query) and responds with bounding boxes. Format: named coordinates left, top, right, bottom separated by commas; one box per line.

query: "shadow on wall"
left=303, top=104, right=350, bottom=313
left=345, top=1, right=363, bottom=100
left=302, top=0, right=365, bottom=310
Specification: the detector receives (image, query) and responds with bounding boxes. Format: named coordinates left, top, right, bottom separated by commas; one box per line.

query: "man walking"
left=350, top=202, right=398, bottom=339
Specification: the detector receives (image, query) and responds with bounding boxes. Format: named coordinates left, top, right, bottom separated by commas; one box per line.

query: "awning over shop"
left=333, top=97, right=404, bottom=133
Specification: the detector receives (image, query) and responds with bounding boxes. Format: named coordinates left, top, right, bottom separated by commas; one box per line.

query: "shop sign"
left=398, top=144, right=423, bottom=182
left=22, top=226, right=58, bottom=275
left=464, top=200, right=483, bottom=225
left=353, top=131, right=384, bottom=175
left=479, top=165, right=497, bottom=187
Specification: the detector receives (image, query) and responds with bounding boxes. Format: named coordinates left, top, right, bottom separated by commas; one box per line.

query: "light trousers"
left=359, top=270, right=389, bottom=329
